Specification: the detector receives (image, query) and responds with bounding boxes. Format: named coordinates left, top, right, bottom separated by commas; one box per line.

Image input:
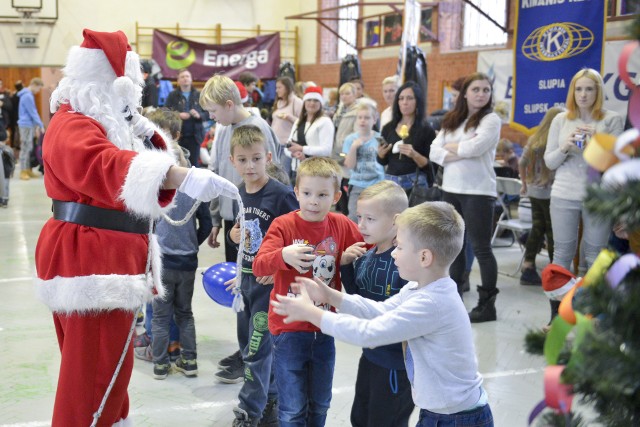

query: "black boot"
left=461, top=270, right=471, bottom=293
left=469, top=286, right=499, bottom=323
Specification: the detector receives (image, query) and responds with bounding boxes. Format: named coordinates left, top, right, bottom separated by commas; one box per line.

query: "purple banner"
left=152, top=30, right=280, bottom=81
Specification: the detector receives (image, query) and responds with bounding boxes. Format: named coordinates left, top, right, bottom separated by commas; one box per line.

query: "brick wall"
left=299, top=47, right=477, bottom=115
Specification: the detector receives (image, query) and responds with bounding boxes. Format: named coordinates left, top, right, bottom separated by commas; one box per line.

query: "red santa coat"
left=35, top=104, right=177, bottom=313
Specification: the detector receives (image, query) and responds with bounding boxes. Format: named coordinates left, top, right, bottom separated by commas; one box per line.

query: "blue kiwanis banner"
left=512, top=0, right=606, bottom=133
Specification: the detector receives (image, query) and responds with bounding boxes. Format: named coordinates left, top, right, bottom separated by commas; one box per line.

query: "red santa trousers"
left=52, top=310, right=134, bottom=426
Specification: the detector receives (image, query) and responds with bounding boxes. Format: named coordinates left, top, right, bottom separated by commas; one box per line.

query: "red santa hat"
left=542, top=264, right=578, bottom=301
left=303, top=86, right=324, bottom=103
left=62, top=29, right=143, bottom=97
left=235, top=81, right=249, bottom=104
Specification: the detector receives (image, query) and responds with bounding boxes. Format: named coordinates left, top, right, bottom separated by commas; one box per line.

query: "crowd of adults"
left=0, top=65, right=627, bottom=325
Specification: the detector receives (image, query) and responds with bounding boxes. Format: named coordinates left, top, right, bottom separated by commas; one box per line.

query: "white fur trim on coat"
left=35, top=274, right=154, bottom=314
left=149, top=233, right=165, bottom=300
left=119, top=149, right=176, bottom=218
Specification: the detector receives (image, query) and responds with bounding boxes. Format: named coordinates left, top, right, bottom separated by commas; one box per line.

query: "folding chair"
left=491, top=177, right=532, bottom=276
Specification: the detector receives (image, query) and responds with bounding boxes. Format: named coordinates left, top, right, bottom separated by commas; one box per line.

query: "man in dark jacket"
left=141, top=61, right=158, bottom=108
left=164, top=69, right=209, bottom=166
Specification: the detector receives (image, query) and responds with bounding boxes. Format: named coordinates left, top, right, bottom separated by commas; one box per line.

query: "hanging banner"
left=512, top=0, right=606, bottom=133
left=152, top=30, right=280, bottom=81
left=480, top=40, right=639, bottom=125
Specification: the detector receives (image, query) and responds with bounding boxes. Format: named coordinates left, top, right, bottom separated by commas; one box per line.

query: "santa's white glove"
left=130, top=112, right=156, bottom=138
left=179, top=167, right=239, bottom=201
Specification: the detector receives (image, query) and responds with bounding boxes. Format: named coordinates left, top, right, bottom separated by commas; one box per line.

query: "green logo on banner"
left=166, top=40, right=196, bottom=69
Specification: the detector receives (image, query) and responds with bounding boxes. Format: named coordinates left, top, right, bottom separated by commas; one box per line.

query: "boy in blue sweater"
left=148, top=109, right=213, bottom=380
left=340, top=180, right=414, bottom=427
left=225, top=125, right=299, bottom=427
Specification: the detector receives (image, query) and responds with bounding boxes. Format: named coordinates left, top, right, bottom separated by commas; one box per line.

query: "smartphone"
left=375, top=136, right=387, bottom=146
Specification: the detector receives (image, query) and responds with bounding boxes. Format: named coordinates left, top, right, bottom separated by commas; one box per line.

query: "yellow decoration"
left=583, top=133, right=634, bottom=172
left=583, top=249, right=616, bottom=286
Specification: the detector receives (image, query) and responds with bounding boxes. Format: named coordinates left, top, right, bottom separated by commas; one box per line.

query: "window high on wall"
left=338, top=1, right=358, bottom=59
left=462, top=0, right=508, bottom=48
left=319, top=0, right=358, bottom=63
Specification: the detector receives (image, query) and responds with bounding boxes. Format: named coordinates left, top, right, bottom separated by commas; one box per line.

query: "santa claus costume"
left=36, top=29, right=177, bottom=427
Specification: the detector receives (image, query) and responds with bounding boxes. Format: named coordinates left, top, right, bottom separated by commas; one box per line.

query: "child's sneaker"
left=168, top=341, right=181, bottom=362
left=258, top=398, right=279, bottom=427
left=134, top=345, right=153, bottom=362
left=133, top=332, right=151, bottom=348
left=214, top=363, right=244, bottom=384
left=175, top=357, right=198, bottom=377
left=153, top=363, right=170, bottom=380
left=232, top=407, right=259, bottom=427
left=217, top=349, right=242, bottom=369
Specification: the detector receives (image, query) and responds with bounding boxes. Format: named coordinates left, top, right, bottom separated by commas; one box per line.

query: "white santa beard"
left=51, top=79, right=145, bottom=151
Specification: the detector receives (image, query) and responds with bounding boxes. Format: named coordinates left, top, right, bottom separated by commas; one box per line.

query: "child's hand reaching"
left=282, top=244, right=316, bottom=273
left=294, top=276, right=333, bottom=304
left=341, top=242, right=367, bottom=265
left=224, top=277, right=240, bottom=294
left=272, top=280, right=323, bottom=325
left=256, top=275, right=275, bottom=285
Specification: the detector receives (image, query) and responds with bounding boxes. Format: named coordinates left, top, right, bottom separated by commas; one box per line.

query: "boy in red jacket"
left=253, top=157, right=362, bottom=426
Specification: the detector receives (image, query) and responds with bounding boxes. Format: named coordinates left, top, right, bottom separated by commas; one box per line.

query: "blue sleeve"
left=342, top=133, right=355, bottom=155
left=26, top=95, right=44, bottom=127
left=340, top=262, right=358, bottom=295
left=195, top=202, right=213, bottom=245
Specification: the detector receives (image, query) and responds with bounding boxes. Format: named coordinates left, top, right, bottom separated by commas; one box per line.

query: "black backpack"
left=279, top=61, right=296, bottom=82
left=339, top=54, right=361, bottom=88
left=400, top=46, right=428, bottom=101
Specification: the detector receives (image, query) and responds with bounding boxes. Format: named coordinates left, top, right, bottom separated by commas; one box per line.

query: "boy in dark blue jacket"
left=223, top=125, right=299, bottom=427
left=340, top=180, right=414, bottom=427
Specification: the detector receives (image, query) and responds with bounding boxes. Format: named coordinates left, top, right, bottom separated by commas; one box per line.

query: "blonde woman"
left=544, top=68, right=624, bottom=273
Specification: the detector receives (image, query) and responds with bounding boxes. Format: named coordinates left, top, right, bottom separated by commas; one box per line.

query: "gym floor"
left=0, top=176, right=594, bottom=426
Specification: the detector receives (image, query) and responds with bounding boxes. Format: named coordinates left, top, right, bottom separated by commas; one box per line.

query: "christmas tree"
left=527, top=16, right=640, bottom=426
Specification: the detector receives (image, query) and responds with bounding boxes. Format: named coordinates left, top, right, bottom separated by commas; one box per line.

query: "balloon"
left=202, top=262, right=236, bottom=307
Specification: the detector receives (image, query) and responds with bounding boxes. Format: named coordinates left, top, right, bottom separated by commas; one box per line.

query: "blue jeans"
left=385, top=172, right=426, bottom=191
left=151, top=269, right=197, bottom=363
left=417, top=404, right=493, bottom=427
left=143, top=302, right=179, bottom=342
left=272, top=331, right=335, bottom=427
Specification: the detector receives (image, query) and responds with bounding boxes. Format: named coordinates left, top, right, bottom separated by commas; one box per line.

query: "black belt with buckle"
left=52, top=200, right=150, bottom=234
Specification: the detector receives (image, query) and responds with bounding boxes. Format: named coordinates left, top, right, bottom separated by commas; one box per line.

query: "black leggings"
left=442, top=192, right=498, bottom=294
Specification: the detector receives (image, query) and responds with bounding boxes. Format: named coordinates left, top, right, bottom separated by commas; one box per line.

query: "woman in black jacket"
left=377, top=81, right=435, bottom=193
